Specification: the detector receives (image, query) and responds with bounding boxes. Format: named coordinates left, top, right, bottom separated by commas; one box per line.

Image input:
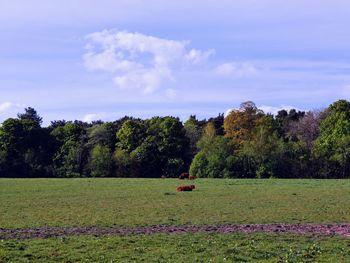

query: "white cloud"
left=224, top=108, right=235, bottom=117
left=84, top=30, right=214, bottom=94
left=258, top=105, right=301, bottom=115
left=185, top=49, right=215, bottom=64
left=113, top=67, right=172, bottom=94
left=214, top=62, right=258, bottom=77
left=0, top=102, right=15, bottom=114
left=0, top=102, right=24, bottom=114
left=82, top=113, right=106, bottom=123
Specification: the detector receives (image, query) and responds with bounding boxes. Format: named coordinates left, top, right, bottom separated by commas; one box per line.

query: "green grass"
left=1, top=178, right=350, bottom=228
left=1, top=233, right=350, bottom=262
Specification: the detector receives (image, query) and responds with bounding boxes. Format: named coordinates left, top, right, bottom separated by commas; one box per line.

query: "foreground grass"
left=1, top=233, right=350, bottom=262
left=1, top=178, right=350, bottom=228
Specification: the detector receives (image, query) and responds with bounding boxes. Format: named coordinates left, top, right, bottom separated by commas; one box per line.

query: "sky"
left=1, top=0, right=350, bottom=125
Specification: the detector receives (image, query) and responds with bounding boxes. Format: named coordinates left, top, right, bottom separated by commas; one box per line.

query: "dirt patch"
left=1, top=224, right=350, bottom=240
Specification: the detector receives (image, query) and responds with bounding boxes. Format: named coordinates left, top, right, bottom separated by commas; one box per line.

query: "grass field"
left=1, top=178, right=350, bottom=228
left=1, top=233, right=350, bottom=262
left=1, top=178, right=350, bottom=262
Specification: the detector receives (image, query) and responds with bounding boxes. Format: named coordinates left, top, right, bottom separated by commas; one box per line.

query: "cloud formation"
left=258, top=105, right=302, bottom=115
left=214, top=62, right=258, bottom=78
left=82, top=113, right=106, bottom=123
left=84, top=30, right=214, bottom=94
left=0, top=102, right=24, bottom=114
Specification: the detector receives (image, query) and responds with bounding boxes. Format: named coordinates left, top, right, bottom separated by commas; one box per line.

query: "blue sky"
left=1, top=0, right=350, bottom=125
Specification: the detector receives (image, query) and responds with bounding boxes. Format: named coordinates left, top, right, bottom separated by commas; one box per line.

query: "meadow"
left=2, top=233, right=350, bottom=262
left=1, top=178, right=350, bottom=262
left=1, top=178, right=350, bottom=228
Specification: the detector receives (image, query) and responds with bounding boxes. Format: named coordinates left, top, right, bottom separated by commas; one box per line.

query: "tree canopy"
left=1, top=100, right=350, bottom=178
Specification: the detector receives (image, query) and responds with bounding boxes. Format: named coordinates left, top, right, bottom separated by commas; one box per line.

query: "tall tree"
left=51, top=122, right=89, bottom=177
left=224, top=101, right=264, bottom=145
left=184, top=115, right=203, bottom=158
left=116, top=119, right=146, bottom=152
left=314, top=100, right=350, bottom=177
left=190, top=122, right=234, bottom=178
left=0, top=108, right=54, bottom=177
left=90, top=144, right=114, bottom=177
left=17, top=107, right=43, bottom=127
left=241, top=116, right=284, bottom=178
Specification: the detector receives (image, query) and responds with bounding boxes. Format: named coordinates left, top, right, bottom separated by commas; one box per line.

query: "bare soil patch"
left=1, top=224, right=350, bottom=240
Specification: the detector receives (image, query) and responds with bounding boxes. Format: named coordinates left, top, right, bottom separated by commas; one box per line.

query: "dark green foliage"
left=0, top=109, right=55, bottom=177
left=184, top=115, right=203, bottom=158
left=51, top=122, right=89, bottom=177
left=115, top=116, right=190, bottom=178
left=1, top=100, right=350, bottom=178
left=207, top=113, right=225, bottom=135
left=17, top=107, right=43, bottom=127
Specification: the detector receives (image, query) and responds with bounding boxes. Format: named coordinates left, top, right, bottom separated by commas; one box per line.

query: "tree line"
left=1, top=99, right=350, bottom=178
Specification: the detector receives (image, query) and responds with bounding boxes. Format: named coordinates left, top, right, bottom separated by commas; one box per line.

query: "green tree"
left=184, top=115, right=203, bottom=158
left=241, top=124, right=284, bottom=178
left=51, top=122, right=89, bottom=177
left=88, top=124, right=115, bottom=149
left=0, top=118, right=26, bottom=176
left=314, top=100, right=350, bottom=177
left=115, top=117, right=189, bottom=178
left=17, top=107, right=43, bottom=127
left=116, top=119, right=146, bottom=152
left=146, top=117, right=189, bottom=177
left=0, top=108, right=54, bottom=177
left=90, top=144, right=114, bottom=177
left=190, top=123, right=234, bottom=178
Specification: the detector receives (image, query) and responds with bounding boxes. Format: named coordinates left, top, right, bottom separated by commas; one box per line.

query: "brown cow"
left=179, top=172, right=190, bottom=180
left=176, top=185, right=195, bottom=192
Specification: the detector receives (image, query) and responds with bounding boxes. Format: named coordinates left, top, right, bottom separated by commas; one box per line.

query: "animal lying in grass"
left=179, top=173, right=196, bottom=180
left=179, top=172, right=190, bottom=180
left=176, top=185, right=195, bottom=192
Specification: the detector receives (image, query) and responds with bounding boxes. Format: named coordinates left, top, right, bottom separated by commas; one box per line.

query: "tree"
left=51, top=122, right=89, bottom=177
left=0, top=118, right=26, bottom=177
left=314, top=100, right=350, bottom=177
left=197, top=122, right=217, bottom=151
left=90, top=144, right=114, bottom=177
left=88, top=123, right=115, bottom=150
left=114, top=148, right=132, bottom=177
left=184, top=115, right=203, bottom=158
left=288, top=110, right=322, bottom=147
left=146, top=117, right=190, bottom=177
left=0, top=108, right=54, bottom=177
left=116, top=120, right=146, bottom=152
left=208, top=113, right=225, bottom=135
left=276, top=109, right=305, bottom=138
left=190, top=122, right=234, bottom=178
left=18, top=107, right=43, bottom=127
left=224, top=101, right=264, bottom=145
left=241, top=122, right=284, bottom=178
left=129, top=136, right=160, bottom=177
left=115, top=117, right=189, bottom=177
